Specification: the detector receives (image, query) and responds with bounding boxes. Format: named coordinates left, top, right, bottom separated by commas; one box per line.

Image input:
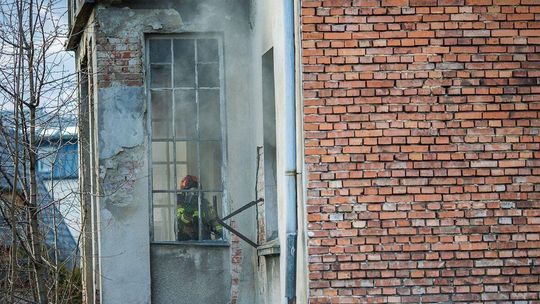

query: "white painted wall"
left=43, top=178, right=81, bottom=239
left=75, top=1, right=305, bottom=303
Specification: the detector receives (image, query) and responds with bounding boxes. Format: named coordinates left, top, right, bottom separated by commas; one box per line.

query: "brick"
left=432, top=243, right=460, bottom=251
left=463, top=30, right=490, bottom=37
left=380, top=212, right=407, bottom=219
left=451, top=14, right=479, bottom=21
left=381, top=0, right=409, bottom=5
left=492, top=29, right=518, bottom=37
left=499, top=160, right=526, bottom=167
left=466, top=0, right=491, bottom=4
left=410, top=0, right=437, bottom=6
left=520, top=30, right=540, bottom=37
left=408, top=31, right=435, bottom=38
left=438, top=0, right=464, bottom=4
left=324, top=32, right=352, bottom=40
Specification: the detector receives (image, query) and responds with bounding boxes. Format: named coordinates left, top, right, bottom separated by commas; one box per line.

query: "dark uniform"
left=176, top=175, right=222, bottom=241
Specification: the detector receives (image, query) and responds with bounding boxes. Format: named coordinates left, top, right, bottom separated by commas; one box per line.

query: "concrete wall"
left=251, top=1, right=305, bottom=303
left=150, top=244, right=230, bottom=303
left=90, top=0, right=260, bottom=303
left=74, top=10, right=99, bottom=303
left=73, top=0, right=301, bottom=303
left=43, top=178, right=80, bottom=239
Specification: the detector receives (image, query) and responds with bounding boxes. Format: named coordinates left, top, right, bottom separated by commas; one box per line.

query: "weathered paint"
left=150, top=244, right=230, bottom=303
left=98, top=86, right=145, bottom=160
left=72, top=0, right=298, bottom=303
left=94, top=1, right=259, bottom=303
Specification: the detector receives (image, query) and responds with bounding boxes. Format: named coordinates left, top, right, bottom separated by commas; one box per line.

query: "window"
left=38, top=144, right=78, bottom=179
left=262, top=48, right=278, bottom=241
left=58, top=144, right=78, bottom=179
left=148, top=36, right=224, bottom=242
left=38, top=146, right=57, bottom=174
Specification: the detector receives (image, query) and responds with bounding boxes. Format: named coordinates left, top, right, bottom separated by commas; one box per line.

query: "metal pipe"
left=283, top=0, right=298, bottom=302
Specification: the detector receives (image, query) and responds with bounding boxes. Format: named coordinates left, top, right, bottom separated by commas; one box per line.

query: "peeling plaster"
left=100, top=146, right=146, bottom=221
left=150, top=245, right=230, bottom=303
left=98, top=86, right=146, bottom=160
left=97, top=6, right=183, bottom=35
left=89, top=2, right=264, bottom=303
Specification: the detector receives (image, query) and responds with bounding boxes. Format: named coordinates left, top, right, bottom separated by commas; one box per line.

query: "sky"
left=0, top=0, right=76, bottom=115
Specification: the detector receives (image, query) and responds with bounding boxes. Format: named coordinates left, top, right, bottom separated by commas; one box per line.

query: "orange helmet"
left=180, top=175, right=199, bottom=190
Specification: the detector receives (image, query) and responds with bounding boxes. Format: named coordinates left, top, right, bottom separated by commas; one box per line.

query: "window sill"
left=257, top=238, right=280, bottom=256
left=151, top=240, right=230, bottom=247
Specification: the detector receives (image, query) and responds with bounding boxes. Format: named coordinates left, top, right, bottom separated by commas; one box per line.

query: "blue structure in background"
left=35, top=120, right=81, bottom=244
left=0, top=127, right=79, bottom=266
left=37, top=126, right=79, bottom=180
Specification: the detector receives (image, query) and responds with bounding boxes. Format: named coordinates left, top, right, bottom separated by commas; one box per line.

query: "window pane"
left=201, top=192, right=223, bottom=240
left=150, top=39, right=171, bottom=63
left=176, top=164, right=189, bottom=188
left=152, top=121, right=171, bottom=140
left=150, top=36, right=224, bottom=244
left=199, top=89, right=221, bottom=140
left=152, top=164, right=175, bottom=191
left=198, top=63, right=219, bottom=88
left=200, top=141, right=222, bottom=191
left=175, top=141, right=199, bottom=190
left=176, top=191, right=199, bottom=241
left=38, top=147, right=56, bottom=174
left=174, top=39, right=195, bottom=87
left=152, top=141, right=173, bottom=163
left=153, top=205, right=175, bottom=242
left=262, top=48, right=278, bottom=241
left=175, top=89, right=197, bottom=139
left=197, top=39, right=219, bottom=63
left=151, top=65, right=171, bottom=88
left=151, top=90, right=172, bottom=139
left=154, top=192, right=174, bottom=207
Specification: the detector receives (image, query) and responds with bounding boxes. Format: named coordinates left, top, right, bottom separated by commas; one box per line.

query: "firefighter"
left=176, top=175, right=223, bottom=241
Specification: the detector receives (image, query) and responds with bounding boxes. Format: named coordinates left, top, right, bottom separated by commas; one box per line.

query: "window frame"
left=146, top=34, right=229, bottom=245
left=261, top=47, right=279, bottom=242
left=37, top=146, right=57, bottom=175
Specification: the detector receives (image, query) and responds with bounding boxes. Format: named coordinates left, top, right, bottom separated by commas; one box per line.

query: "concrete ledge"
left=257, top=238, right=280, bottom=256
left=66, top=0, right=95, bottom=50
left=151, top=241, right=230, bottom=247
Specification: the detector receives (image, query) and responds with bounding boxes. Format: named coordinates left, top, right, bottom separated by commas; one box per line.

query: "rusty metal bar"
left=213, top=197, right=262, bottom=248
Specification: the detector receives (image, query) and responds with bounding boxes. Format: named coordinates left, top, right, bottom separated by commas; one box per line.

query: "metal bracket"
left=213, top=197, right=263, bottom=248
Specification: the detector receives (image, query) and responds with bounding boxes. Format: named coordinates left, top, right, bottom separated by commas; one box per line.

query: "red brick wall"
left=301, top=0, right=540, bottom=302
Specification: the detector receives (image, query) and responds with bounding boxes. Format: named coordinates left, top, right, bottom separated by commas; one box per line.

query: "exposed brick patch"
left=95, top=33, right=144, bottom=88
left=230, top=221, right=242, bottom=304
left=256, top=146, right=267, bottom=244
left=302, top=0, right=540, bottom=302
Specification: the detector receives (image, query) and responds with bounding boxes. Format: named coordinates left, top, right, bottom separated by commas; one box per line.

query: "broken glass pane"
left=199, top=89, right=221, bottom=140
left=200, top=140, right=222, bottom=191
left=197, top=39, right=219, bottom=63
left=150, top=39, right=171, bottom=63
left=174, top=89, right=197, bottom=139
left=197, top=63, right=219, bottom=88
left=174, top=39, right=196, bottom=87
left=151, top=64, right=172, bottom=88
